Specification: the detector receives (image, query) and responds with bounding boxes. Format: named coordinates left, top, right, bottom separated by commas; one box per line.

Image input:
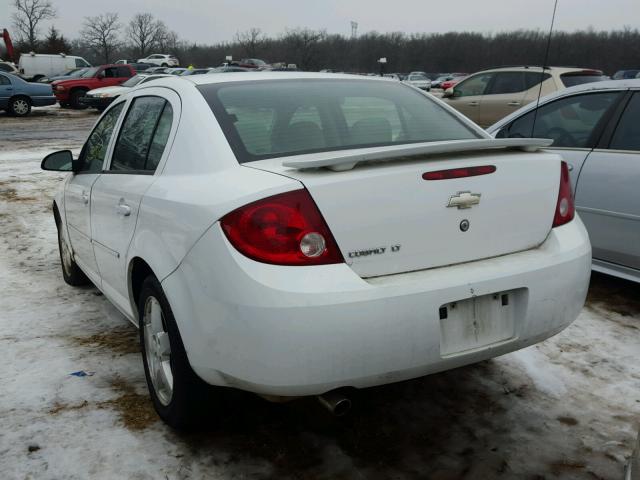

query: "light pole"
left=377, top=57, right=387, bottom=77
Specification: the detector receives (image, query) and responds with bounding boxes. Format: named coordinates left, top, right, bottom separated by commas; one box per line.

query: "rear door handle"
left=467, top=102, right=479, bottom=106
left=508, top=101, right=521, bottom=106
left=568, top=163, right=574, bottom=171
left=116, top=202, right=131, bottom=216
left=81, top=191, right=89, bottom=204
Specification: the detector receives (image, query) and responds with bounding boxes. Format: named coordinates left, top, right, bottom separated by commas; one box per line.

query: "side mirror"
left=443, top=88, right=455, bottom=98
left=41, top=150, right=74, bottom=172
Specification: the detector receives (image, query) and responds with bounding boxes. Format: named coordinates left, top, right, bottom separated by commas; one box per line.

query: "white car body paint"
left=51, top=72, right=591, bottom=397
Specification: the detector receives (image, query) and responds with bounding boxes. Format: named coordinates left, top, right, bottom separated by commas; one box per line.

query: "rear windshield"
left=198, top=79, right=479, bottom=163
left=561, top=73, right=608, bottom=88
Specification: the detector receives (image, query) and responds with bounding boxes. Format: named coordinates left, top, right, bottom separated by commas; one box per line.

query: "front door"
left=64, top=102, right=125, bottom=282
left=575, top=91, right=640, bottom=270
left=0, top=73, right=12, bottom=110
left=444, top=72, right=494, bottom=124
left=91, top=91, right=177, bottom=317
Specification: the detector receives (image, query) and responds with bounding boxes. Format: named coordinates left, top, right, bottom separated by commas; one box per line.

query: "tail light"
left=220, top=189, right=344, bottom=266
left=552, top=161, right=575, bottom=227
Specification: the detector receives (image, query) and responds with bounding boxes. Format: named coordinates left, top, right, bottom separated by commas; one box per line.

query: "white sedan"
left=41, top=72, right=591, bottom=429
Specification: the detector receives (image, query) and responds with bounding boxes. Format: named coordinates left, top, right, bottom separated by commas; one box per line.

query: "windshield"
left=81, top=67, right=100, bottom=78
left=121, top=75, right=145, bottom=87
left=198, top=79, right=479, bottom=163
left=70, top=68, right=88, bottom=78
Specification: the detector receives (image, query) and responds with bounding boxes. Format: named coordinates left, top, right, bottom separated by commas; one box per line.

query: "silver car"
left=488, top=79, right=640, bottom=283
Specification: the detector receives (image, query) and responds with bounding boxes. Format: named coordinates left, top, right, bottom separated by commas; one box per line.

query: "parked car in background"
left=383, top=73, right=401, bottom=80
left=167, top=68, right=188, bottom=75
left=145, top=66, right=171, bottom=74
left=53, top=64, right=136, bottom=108
left=612, top=70, right=640, bottom=80
left=180, top=68, right=213, bottom=76
left=440, top=75, right=467, bottom=90
left=38, top=67, right=89, bottom=83
left=431, top=73, right=467, bottom=89
left=81, top=74, right=171, bottom=110
left=0, top=70, right=56, bottom=116
left=488, top=78, right=640, bottom=283
left=404, top=73, right=431, bottom=91
left=235, top=58, right=268, bottom=69
left=0, top=60, right=19, bottom=74
left=210, top=66, right=252, bottom=73
left=41, top=72, right=590, bottom=429
left=443, top=66, right=608, bottom=127
left=137, top=54, right=179, bottom=67
left=18, top=53, right=91, bottom=81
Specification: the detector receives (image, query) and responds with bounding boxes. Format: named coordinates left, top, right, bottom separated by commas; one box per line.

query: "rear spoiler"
left=282, top=138, right=553, bottom=171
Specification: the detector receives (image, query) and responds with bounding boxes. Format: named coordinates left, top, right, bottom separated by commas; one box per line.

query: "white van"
left=18, top=53, right=91, bottom=80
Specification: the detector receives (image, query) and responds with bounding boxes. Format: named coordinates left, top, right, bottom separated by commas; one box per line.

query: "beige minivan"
left=442, top=66, right=607, bottom=127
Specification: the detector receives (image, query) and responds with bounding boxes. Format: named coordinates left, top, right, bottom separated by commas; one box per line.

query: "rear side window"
left=198, top=79, right=479, bottom=163
left=0, top=63, right=13, bottom=72
left=497, top=91, right=620, bottom=148
left=111, top=97, right=173, bottom=172
left=523, top=72, right=552, bottom=90
left=609, top=93, right=640, bottom=151
left=487, top=72, right=525, bottom=95
left=117, top=66, right=131, bottom=77
left=0, top=74, right=10, bottom=85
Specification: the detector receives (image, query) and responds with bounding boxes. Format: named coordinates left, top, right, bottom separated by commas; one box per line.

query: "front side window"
left=78, top=102, right=125, bottom=173
left=609, top=93, right=640, bottom=151
left=103, top=67, right=119, bottom=78
left=454, top=73, right=493, bottom=97
left=111, top=96, right=173, bottom=172
left=199, top=79, right=480, bottom=163
left=497, top=91, right=620, bottom=148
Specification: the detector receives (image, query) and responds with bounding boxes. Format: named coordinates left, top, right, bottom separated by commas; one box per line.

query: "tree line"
left=9, top=0, right=640, bottom=74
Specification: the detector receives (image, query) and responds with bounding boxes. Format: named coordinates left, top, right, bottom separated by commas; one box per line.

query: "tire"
left=8, top=96, right=31, bottom=117
left=69, top=90, right=88, bottom=109
left=138, top=275, right=217, bottom=430
left=57, top=222, right=90, bottom=286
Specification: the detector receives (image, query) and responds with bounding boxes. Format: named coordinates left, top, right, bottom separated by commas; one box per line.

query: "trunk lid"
left=247, top=148, right=560, bottom=278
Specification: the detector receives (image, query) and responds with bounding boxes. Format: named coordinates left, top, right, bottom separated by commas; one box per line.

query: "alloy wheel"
left=143, top=296, right=173, bottom=406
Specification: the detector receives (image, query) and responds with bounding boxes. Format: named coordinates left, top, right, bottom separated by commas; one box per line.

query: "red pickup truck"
left=52, top=64, right=135, bottom=108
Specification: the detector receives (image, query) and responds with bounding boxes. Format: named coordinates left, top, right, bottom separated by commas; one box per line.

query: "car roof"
left=487, top=78, right=640, bottom=131
left=183, top=71, right=397, bottom=86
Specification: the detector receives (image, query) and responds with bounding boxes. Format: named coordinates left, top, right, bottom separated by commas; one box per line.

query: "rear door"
left=575, top=91, right=640, bottom=270
left=0, top=73, right=11, bottom=109
left=91, top=89, right=178, bottom=315
left=479, top=72, right=528, bottom=127
left=445, top=72, right=494, bottom=124
left=64, top=102, right=125, bottom=282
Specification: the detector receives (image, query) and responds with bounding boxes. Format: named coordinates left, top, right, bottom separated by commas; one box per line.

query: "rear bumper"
left=31, top=95, right=57, bottom=107
left=162, top=217, right=591, bottom=396
left=79, top=96, right=114, bottom=108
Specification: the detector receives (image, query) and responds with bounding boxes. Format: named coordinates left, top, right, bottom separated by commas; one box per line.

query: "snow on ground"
left=0, top=107, right=639, bottom=479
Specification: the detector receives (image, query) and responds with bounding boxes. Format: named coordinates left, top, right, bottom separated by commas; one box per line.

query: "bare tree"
left=157, top=30, right=180, bottom=53
left=282, top=28, right=327, bottom=70
left=80, top=13, right=121, bottom=64
left=11, top=0, right=57, bottom=51
left=127, top=13, right=168, bottom=59
left=235, top=28, right=264, bottom=58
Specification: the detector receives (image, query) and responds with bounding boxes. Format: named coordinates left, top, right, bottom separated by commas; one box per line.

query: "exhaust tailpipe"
left=317, top=390, right=352, bottom=416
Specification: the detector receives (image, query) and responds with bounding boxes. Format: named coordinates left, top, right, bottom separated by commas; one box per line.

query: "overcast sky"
left=1, top=0, right=638, bottom=44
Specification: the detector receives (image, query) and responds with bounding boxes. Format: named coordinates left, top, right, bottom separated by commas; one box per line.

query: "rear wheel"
left=69, top=90, right=88, bottom=109
left=138, top=275, right=218, bottom=430
left=57, top=223, right=89, bottom=286
left=8, top=97, right=31, bottom=117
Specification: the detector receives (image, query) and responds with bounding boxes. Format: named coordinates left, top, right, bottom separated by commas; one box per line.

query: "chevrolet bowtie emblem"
left=447, top=191, right=481, bottom=209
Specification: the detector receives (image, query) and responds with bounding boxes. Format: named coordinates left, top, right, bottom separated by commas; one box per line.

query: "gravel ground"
left=0, top=106, right=639, bottom=480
